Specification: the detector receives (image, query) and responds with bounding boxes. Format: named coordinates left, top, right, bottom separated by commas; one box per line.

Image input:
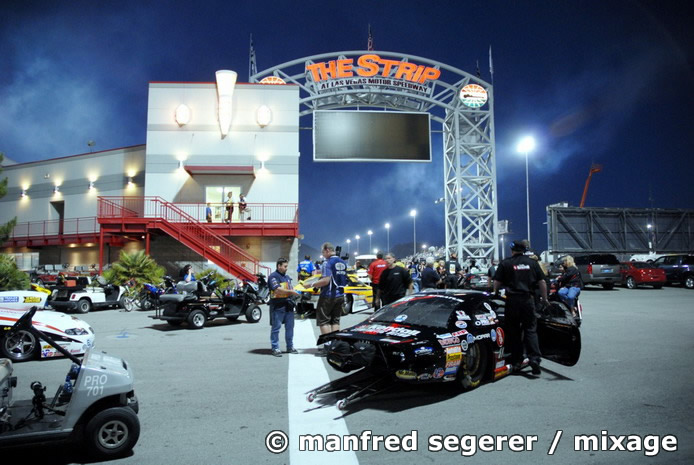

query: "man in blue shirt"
left=297, top=255, right=315, bottom=280
left=268, top=258, right=301, bottom=357
left=312, top=242, right=348, bottom=351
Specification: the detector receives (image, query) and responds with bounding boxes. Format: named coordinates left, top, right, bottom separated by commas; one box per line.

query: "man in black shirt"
left=444, top=253, right=463, bottom=288
left=379, top=253, right=413, bottom=305
left=493, top=240, right=548, bottom=375
left=421, top=256, right=441, bottom=290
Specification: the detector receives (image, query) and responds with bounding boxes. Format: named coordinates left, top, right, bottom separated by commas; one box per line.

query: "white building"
left=1, top=73, right=300, bottom=280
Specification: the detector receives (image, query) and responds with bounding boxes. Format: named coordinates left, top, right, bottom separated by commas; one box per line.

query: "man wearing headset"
left=493, top=239, right=548, bottom=376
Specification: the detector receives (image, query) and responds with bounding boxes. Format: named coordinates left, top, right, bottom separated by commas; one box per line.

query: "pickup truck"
left=652, top=254, right=694, bottom=289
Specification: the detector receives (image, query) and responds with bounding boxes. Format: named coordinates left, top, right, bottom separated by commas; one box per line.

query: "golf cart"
left=50, top=276, right=135, bottom=314
left=0, top=307, right=140, bottom=458
left=150, top=274, right=267, bottom=329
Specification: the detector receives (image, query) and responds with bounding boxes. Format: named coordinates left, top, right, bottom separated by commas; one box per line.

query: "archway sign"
left=251, top=51, right=498, bottom=264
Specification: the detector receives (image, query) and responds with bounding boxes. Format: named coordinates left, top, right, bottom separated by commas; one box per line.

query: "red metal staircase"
left=98, top=197, right=262, bottom=281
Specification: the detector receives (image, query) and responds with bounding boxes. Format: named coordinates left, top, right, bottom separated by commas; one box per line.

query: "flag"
left=249, top=34, right=257, bottom=81
left=367, top=24, right=374, bottom=51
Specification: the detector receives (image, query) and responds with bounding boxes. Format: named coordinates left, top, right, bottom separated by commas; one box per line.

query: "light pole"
left=367, top=230, right=373, bottom=253
left=517, top=136, right=536, bottom=243
left=355, top=235, right=360, bottom=256
left=384, top=223, right=390, bottom=252
left=647, top=224, right=654, bottom=254
left=410, top=209, right=417, bottom=256
left=346, top=239, right=351, bottom=263
left=500, top=235, right=505, bottom=260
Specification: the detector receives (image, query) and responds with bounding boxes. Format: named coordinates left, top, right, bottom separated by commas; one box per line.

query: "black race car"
left=312, top=290, right=580, bottom=409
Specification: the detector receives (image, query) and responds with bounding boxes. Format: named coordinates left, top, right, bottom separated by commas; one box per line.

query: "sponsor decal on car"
left=436, top=333, right=452, bottom=339
left=461, top=340, right=469, bottom=351
left=467, top=334, right=475, bottom=344
left=496, top=327, right=505, bottom=347
left=433, top=368, right=445, bottom=379
left=353, top=324, right=421, bottom=338
left=443, top=375, right=457, bottom=381
left=451, top=329, right=468, bottom=337
left=23, top=296, right=42, bottom=303
left=475, top=333, right=491, bottom=340
left=484, top=302, right=493, bottom=311
left=495, top=360, right=506, bottom=369
left=438, top=336, right=460, bottom=347
left=1, top=296, right=19, bottom=303
left=395, top=370, right=417, bottom=380
left=394, top=314, right=408, bottom=323
left=414, top=346, right=434, bottom=356
left=490, top=329, right=497, bottom=343
left=418, top=373, right=432, bottom=381
left=455, top=321, right=467, bottom=329
left=456, top=311, right=471, bottom=321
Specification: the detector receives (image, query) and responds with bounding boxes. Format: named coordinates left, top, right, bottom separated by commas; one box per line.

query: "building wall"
left=0, top=145, right=146, bottom=225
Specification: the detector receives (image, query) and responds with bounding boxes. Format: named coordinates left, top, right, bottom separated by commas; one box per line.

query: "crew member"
left=312, top=242, right=348, bottom=353
left=297, top=255, right=315, bottom=280
left=444, top=252, right=463, bottom=288
left=493, top=239, right=547, bottom=376
left=268, top=257, right=301, bottom=357
left=379, top=253, right=413, bottom=306
left=367, top=252, right=388, bottom=309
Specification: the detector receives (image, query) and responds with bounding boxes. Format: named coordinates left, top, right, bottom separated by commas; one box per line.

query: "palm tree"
left=103, top=250, right=165, bottom=288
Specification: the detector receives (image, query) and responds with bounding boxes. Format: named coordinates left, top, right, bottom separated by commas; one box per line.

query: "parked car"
left=619, top=261, right=666, bottom=289
left=652, top=254, right=694, bottom=289
left=573, top=254, right=621, bottom=289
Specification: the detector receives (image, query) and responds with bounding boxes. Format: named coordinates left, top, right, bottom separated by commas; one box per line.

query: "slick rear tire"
left=187, top=310, right=206, bottom=329
left=458, top=341, right=488, bottom=391
left=0, top=330, right=39, bottom=362
left=84, top=407, right=140, bottom=458
left=76, top=298, right=92, bottom=314
left=245, top=305, right=262, bottom=323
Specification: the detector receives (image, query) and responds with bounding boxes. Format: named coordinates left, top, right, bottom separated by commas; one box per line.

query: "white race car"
left=0, top=291, right=95, bottom=362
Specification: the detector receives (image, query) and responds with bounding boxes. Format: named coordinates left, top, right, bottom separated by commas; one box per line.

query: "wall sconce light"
left=178, top=160, right=185, bottom=170
left=127, top=176, right=134, bottom=186
left=175, top=104, right=191, bottom=126
left=53, top=185, right=60, bottom=194
left=256, top=105, right=272, bottom=128
left=20, top=189, right=27, bottom=198
left=88, top=181, right=95, bottom=190
left=215, top=70, right=237, bottom=138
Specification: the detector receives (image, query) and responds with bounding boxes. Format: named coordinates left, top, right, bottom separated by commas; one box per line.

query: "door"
left=50, top=201, right=65, bottom=235
left=205, top=186, right=242, bottom=222
left=536, top=302, right=581, bottom=366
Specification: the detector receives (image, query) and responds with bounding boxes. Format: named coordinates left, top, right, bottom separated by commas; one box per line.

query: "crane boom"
left=579, top=164, right=603, bottom=208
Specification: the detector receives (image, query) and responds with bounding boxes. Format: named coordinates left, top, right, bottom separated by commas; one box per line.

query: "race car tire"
left=167, top=320, right=183, bottom=327
left=187, top=310, right=206, bottom=329
left=342, top=295, right=354, bottom=316
left=602, top=283, right=615, bottom=290
left=119, top=296, right=134, bottom=312
left=626, top=277, right=637, bottom=289
left=245, top=305, right=262, bottom=323
left=684, top=275, right=694, bottom=289
left=76, top=298, right=92, bottom=314
left=0, top=330, right=39, bottom=362
left=84, top=407, right=140, bottom=458
left=458, top=341, right=488, bottom=391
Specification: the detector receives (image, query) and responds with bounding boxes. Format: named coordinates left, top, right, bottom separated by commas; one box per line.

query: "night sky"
left=1, top=1, right=691, bottom=255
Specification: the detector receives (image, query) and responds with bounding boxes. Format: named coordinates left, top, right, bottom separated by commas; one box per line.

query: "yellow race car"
left=294, top=273, right=372, bottom=314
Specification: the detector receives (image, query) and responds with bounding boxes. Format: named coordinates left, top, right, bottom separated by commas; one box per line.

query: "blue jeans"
left=270, top=304, right=294, bottom=350
left=558, top=286, right=581, bottom=309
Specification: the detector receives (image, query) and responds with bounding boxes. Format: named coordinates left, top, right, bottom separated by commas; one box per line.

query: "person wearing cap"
left=493, top=239, right=548, bottom=376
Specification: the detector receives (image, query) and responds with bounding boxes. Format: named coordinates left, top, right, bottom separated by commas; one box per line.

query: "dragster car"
left=1, top=291, right=94, bottom=362
left=312, top=290, right=580, bottom=408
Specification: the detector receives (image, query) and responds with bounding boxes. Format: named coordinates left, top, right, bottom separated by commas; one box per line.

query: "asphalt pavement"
left=4, top=286, right=694, bottom=465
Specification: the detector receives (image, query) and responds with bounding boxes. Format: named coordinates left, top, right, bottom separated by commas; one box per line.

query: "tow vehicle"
left=0, top=307, right=140, bottom=458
